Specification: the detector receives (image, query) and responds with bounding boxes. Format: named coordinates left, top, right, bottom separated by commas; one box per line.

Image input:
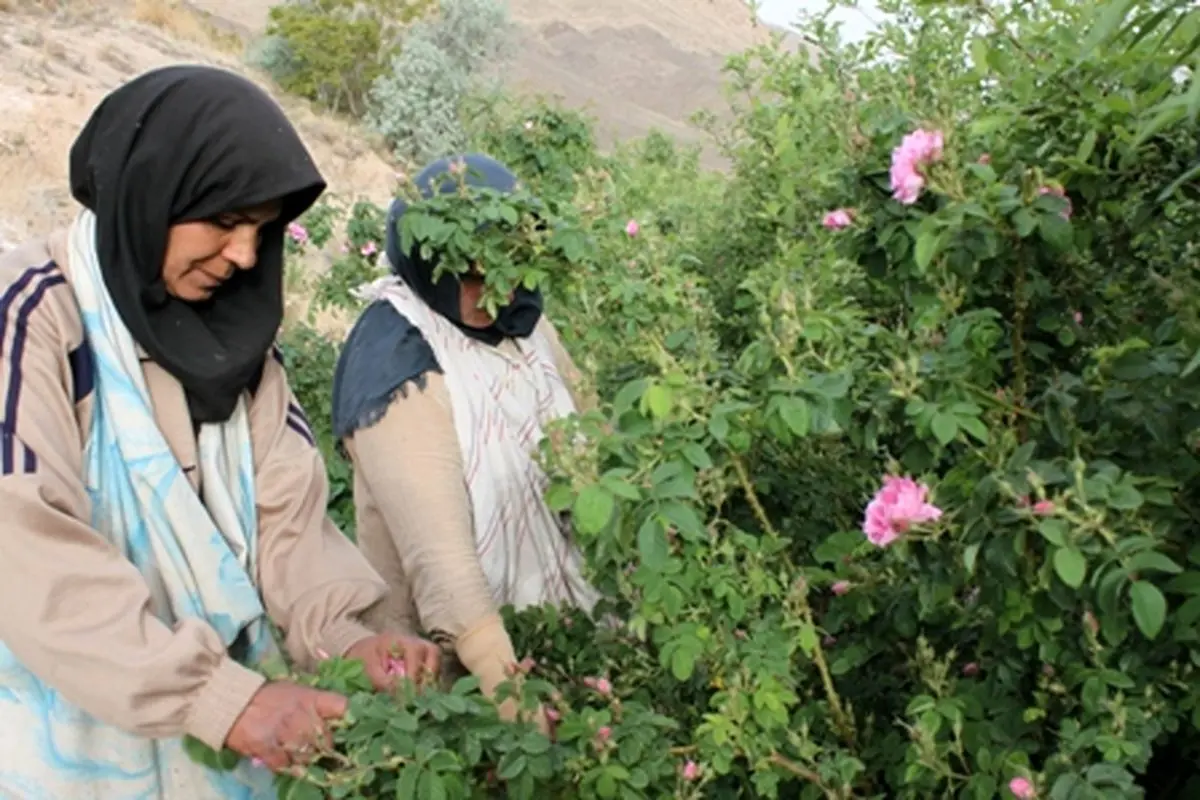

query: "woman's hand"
left=225, top=681, right=348, bottom=772
left=345, top=632, right=442, bottom=692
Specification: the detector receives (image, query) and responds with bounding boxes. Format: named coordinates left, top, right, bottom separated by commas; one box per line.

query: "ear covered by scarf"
left=69, top=65, right=327, bottom=424
left=383, top=153, right=544, bottom=347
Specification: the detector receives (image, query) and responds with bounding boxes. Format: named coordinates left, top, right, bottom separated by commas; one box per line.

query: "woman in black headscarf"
left=331, top=154, right=600, bottom=733
left=0, top=65, right=437, bottom=798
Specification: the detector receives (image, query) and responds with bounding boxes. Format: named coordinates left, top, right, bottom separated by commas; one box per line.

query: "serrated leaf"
left=1054, top=547, right=1088, bottom=588
left=573, top=485, right=615, bottom=535
left=1130, top=581, right=1167, bottom=639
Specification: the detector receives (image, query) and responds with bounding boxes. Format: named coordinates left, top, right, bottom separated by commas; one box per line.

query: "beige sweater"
left=0, top=232, right=388, bottom=751
left=345, top=318, right=592, bottom=695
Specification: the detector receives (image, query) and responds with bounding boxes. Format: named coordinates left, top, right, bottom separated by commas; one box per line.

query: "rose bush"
left=191, top=0, right=1200, bottom=796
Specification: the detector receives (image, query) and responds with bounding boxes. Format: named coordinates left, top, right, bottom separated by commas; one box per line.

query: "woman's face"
left=457, top=277, right=496, bottom=328
left=161, top=200, right=281, bottom=302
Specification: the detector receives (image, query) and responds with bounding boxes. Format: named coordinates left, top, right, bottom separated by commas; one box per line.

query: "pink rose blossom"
left=386, top=657, right=407, bottom=677
left=822, top=209, right=854, bottom=230
left=862, top=475, right=943, bottom=547
left=962, top=662, right=980, bottom=677
left=1073, top=310, right=1083, bottom=325
left=625, top=219, right=640, bottom=237
left=831, top=580, right=852, bottom=596
left=1038, top=185, right=1072, bottom=219
left=978, top=153, right=991, bottom=165
left=360, top=241, right=378, bottom=257
left=890, top=128, right=944, bottom=205
left=287, top=222, right=309, bottom=245
left=1032, top=500, right=1055, bottom=516
left=544, top=707, right=561, bottom=722
left=1009, top=776, right=1036, bottom=799
left=682, top=760, right=701, bottom=781
left=595, top=726, right=612, bottom=745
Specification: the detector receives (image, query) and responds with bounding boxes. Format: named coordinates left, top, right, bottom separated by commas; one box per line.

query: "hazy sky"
left=755, top=0, right=883, bottom=43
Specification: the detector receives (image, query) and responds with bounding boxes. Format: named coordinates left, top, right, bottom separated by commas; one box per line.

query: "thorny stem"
left=729, top=454, right=855, bottom=747
left=768, top=753, right=844, bottom=800
left=1011, top=250, right=1030, bottom=440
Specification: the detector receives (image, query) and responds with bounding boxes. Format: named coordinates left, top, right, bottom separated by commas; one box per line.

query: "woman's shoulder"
left=331, top=300, right=442, bottom=439
left=0, top=232, right=83, bottom=353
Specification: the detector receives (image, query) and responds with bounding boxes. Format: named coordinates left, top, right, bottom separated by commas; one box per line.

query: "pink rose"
left=832, top=580, right=852, bottom=596
left=625, top=219, right=640, bottom=237
left=890, top=128, right=944, bottom=205
left=1032, top=500, right=1055, bottom=516
left=1008, top=776, right=1036, bottom=798
left=862, top=475, right=943, bottom=547
left=822, top=209, right=854, bottom=230
left=682, top=760, right=700, bottom=781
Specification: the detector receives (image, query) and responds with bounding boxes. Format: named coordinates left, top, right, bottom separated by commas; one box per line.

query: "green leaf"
left=964, top=543, right=980, bottom=575
left=498, top=750, right=528, bottom=780
left=779, top=397, right=811, bottom=437
left=930, top=411, right=958, bottom=446
left=642, top=384, right=672, bottom=420
left=914, top=230, right=942, bottom=271
left=1038, top=213, right=1074, bottom=251
left=1054, top=547, right=1088, bottom=588
left=958, top=415, right=989, bottom=444
left=680, top=443, right=713, bottom=469
left=670, top=644, right=697, bottom=680
left=1077, top=0, right=1135, bottom=62
left=637, top=517, right=670, bottom=569
left=969, top=36, right=989, bottom=73
left=573, top=486, right=615, bottom=535
left=1130, top=581, right=1167, bottom=639
left=1107, top=483, right=1144, bottom=510
left=396, top=765, right=422, bottom=799
left=418, top=771, right=447, bottom=800
left=1076, top=129, right=1098, bottom=162
left=658, top=501, right=706, bottom=540
left=1127, top=551, right=1183, bottom=575
left=1037, top=518, right=1069, bottom=547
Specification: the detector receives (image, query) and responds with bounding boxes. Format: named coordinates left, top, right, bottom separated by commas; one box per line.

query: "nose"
left=222, top=224, right=260, bottom=271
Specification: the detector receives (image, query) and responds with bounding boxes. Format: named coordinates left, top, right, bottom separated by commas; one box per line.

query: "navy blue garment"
left=331, top=154, right=542, bottom=439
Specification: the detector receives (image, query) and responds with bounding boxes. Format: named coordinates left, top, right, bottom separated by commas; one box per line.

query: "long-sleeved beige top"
left=0, top=232, right=388, bottom=752
left=346, top=317, right=593, bottom=695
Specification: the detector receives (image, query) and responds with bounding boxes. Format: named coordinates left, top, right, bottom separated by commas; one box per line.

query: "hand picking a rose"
left=225, top=681, right=347, bottom=773
left=344, top=632, right=442, bottom=693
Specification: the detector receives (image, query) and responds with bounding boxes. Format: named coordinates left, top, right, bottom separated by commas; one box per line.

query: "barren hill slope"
left=0, top=0, right=397, bottom=247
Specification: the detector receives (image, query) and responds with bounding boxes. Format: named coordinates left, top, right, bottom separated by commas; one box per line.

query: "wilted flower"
left=890, top=128, right=944, bottom=204
left=822, top=208, right=854, bottom=230
left=863, top=475, right=943, bottom=547
left=1009, top=776, right=1036, bottom=798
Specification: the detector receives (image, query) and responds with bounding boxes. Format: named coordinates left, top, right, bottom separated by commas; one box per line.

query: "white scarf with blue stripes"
left=0, top=210, right=279, bottom=798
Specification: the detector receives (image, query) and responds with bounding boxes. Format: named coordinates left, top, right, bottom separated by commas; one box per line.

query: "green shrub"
left=258, top=0, right=431, bottom=115
left=366, top=0, right=511, bottom=164
left=198, top=1, right=1200, bottom=796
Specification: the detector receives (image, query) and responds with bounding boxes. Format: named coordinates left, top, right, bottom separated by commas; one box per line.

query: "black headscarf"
left=385, top=154, right=543, bottom=346
left=69, top=65, right=326, bottom=423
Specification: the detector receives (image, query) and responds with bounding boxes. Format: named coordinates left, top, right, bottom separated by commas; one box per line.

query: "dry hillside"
left=0, top=0, right=781, bottom=247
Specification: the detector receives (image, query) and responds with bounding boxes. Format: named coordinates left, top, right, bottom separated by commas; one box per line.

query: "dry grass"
left=130, top=0, right=242, bottom=52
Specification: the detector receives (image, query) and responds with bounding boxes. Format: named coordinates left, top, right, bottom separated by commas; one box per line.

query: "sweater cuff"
left=320, top=618, right=378, bottom=662
left=185, top=656, right=267, bottom=751
left=455, top=614, right=519, bottom=695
